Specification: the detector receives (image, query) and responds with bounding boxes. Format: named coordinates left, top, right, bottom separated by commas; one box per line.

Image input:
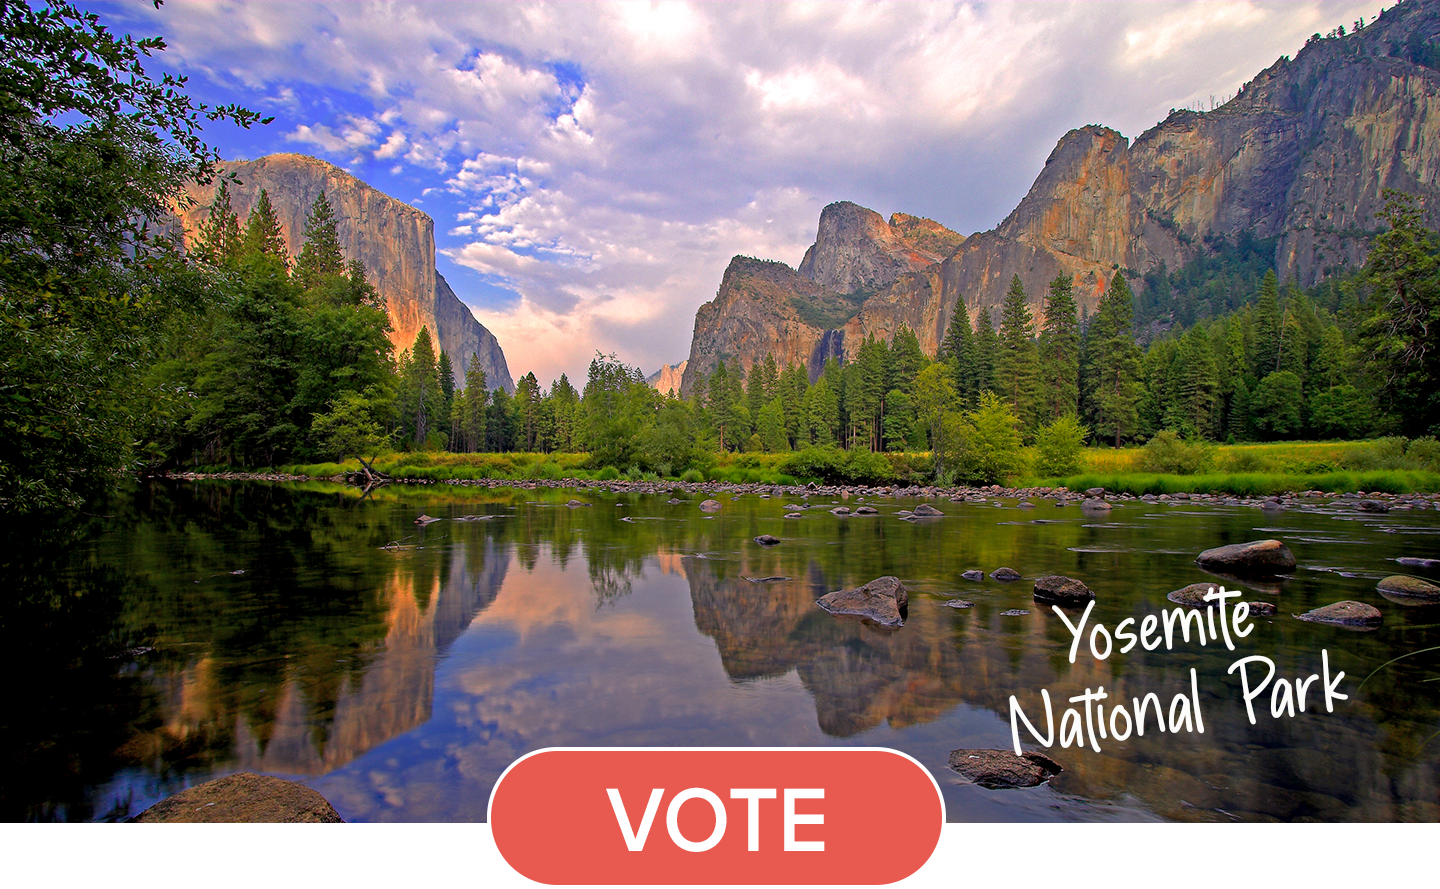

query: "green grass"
left=1044, top=470, right=1440, bottom=497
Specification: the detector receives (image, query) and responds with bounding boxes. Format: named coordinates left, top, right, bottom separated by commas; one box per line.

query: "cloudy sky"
left=91, top=0, right=1381, bottom=385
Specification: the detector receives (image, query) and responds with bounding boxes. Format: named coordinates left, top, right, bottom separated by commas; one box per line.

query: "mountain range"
left=677, top=0, right=1440, bottom=393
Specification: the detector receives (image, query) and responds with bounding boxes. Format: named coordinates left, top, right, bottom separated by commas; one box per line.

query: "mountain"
left=176, top=153, right=514, bottom=392
left=646, top=360, right=688, bottom=396
left=680, top=0, right=1440, bottom=391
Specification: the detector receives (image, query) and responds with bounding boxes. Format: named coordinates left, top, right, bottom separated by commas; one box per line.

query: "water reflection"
left=3, top=482, right=1438, bottom=822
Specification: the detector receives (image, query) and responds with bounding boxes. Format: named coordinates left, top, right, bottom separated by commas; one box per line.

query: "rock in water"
left=944, top=599, right=975, bottom=609
left=132, top=773, right=343, bottom=823
left=565, top=499, right=589, bottom=508
left=1294, top=600, right=1383, bottom=628
left=414, top=514, right=441, bottom=525
left=1195, top=539, right=1296, bottom=575
left=816, top=576, right=908, bottom=627
left=948, top=749, right=1061, bottom=789
left=1167, top=582, right=1226, bottom=608
left=1396, top=557, right=1440, bottom=570
left=699, top=499, right=722, bottom=512
left=1080, top=498, right=1112, bottom=511
left=753, top=534, right=782, bottom=547
left=913, top=504, right=944, bottom=516
left=1376, top=575, right=1440, bottom=606
left=1245, top=602, right=1278, bottom=617
left=961, top=569, right=985, bottom=582
left=1033, top=575, right=1095, bottom=605
left=854, top=506, right=879, bottom=515
left=1357, top=499, right=1389, bottom=513
left=785, top=512, right=803, bottom=519
left=990, top=567, right=1022, bottom=581
left=830, top=506, right=851, bottom=515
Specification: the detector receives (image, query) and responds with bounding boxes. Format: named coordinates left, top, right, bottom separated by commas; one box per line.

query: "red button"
left=488, top=747, right=944, bottom=885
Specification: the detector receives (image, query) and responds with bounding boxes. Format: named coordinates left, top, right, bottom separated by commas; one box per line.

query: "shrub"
left=679, top=468, right=705, bottom=483
left=1409, top=436, right=1440, bottom=471
left=1034, top=415, right=1088, bottom=477
left=1141, top=429, right=1216, bottom=474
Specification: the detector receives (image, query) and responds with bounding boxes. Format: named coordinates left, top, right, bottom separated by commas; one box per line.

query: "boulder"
left=1167, top=582, right=1225, bottom=609
left=1357, top=499, right=1390, bottom=513
left=785, top=512, right=804, bottom=519
left=1085, top=487, right=1105, bottom=496
left=831, top=506, right=851, bottom=515
left=854, top=505, right=879, bottom=515
left=1017, top=501, right=1035, bottom=509
left=1000, top=609, right=1031, bottom=616
left=990, top=567, right=1022, bottom=581
left=565, top=499, right=589, bottom=508
left=944, top=599, right=975, bottom=609
left=1080, top=498, right=1112, bottom=511
left=913, top=504, right=944, bottom=516
left=414, top=514, right=441, bottom=525
left=816, top=576, right=908, bottom=627
left=1244, top=601, right=1278, bottom=617
left=699, top=499, right=722, bottom=512
left=1294, top=600, right=1383, bottom=628
left=132, top=773, right=343, bottom=823
left=1195, top=539, right=1296, bottom=576
left=948, top=749, right=1061, bottom=789
left=961, top=569, right=985, bottom=582
left=753, top=534, right=782, bottom=547
left=1376, top=575, right=1440, bottom=606
left=1033, top=575, right=1095, bottom=605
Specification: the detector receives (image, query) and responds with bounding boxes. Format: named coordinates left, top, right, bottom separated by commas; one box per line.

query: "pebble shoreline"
left=147, top=472, right=1440, bottom=510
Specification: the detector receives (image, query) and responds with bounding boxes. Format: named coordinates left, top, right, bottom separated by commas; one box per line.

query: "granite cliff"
left=177, top=154, right=513, bottom=392
left=681, top=0, right=1440, bottom=390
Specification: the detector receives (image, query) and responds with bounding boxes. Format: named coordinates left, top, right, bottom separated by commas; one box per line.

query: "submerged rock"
left=1033, top=575, right=1095, bottom=605
left=990, top=567, right=1022, bottom=581
left=132, top=773, right=343, bottom=823
left=753, top=534, right=782, bottom=547
left=785, top=512, right=804, bottom=519
left=1295, top=600, right=1383, bottom=628
left=565, top=499, right=590, bottom=508
left=1245, top=601, right=1278, bottom=617
left=1195, top=539, right=1296, bottom=576
left=944, top=599, right=975, bottom=609
left=1396, top=557, right=1440, bottom=570
left=961, top=569, right=985, bottom=582
left=816, top=576, right=908, bottom=627
left=948, top=749, right=1062, bottom=789
left=1000, top=609, right=1030, bottom=616
left=414, top=514, right=441, bottom=525
left=1376, top=575, right=1440, bottom=606
left=699, top=499, right=722, bottom=512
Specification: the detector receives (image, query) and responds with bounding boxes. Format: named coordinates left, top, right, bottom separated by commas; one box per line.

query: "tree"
left=0, top=0, right=266, bottom=510
left=397, top=327, right=439, bottom=447
left=1252, top=271, right=1282, bottom=377
left=240, top=189, right=289, bottom=266
left=1360, top=190, right=1440, bottom=435
left=1250, top=370, right=1305, bottom=439
left=939, top=299, right=979, bottom=406
left=459, top=355, right=488, bottom=452
left=956, top=391, right=1026, bottom=484
left=1039, top=275, right=1080, bottom=421
left=293, top=190, right=344, bottom=290
left=995, top=276, right=1041, bottom=430
left=193, top=180, right=242, bottom=266
left=913, top=363, right=959, bottom=480
left=1087, top=273, right=1144, bottom=447
left=582, top=352, right=654, bottom=468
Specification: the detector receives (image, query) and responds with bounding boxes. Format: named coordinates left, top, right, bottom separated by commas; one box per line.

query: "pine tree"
left=1038, top=275, right=1080, bottom=422
left=398, top=326, right=438, bottom=446
left=460, top=354, right=488, bottom=452
left=1252, top=270, right=1282, bottom=377
left=194, top=180, right=242, bottom=266
left=974, top=308, right=999, bottom=397
left=437, top=350, right=456, bottom=446
left=940, top=299, right=978, bottom=406
left=294, top=190, right=344, bottom=290
left=550, top=374, right=579, bottom=452
left=995, top=275, right=1041, bottom=430
left=1087, top=273, right=1144, bottom=446
left=240, top=189, right=289, bottom=266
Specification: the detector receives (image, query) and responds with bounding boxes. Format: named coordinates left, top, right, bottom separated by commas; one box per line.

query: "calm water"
left=3, top=480, right=1438, bottom=822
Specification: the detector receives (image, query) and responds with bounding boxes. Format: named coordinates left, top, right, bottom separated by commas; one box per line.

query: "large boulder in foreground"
left=1377, top=575, right=1440, bottom=606
left=132, top=773, right=343, bottom=823
left=1032, top=575, right=1094, bottom=605
left=1294, top=600, right=1383, bottom=629
left=1195, top=539, right=1296, bottom=576
left=816, top=576, right=908, bottom=627
left=948, top=749, right=1062, bottom=789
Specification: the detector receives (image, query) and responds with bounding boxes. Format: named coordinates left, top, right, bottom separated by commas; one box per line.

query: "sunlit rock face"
left=647, top=360, right=688, bottom=396
left=176, top=153, right=513, bottom=392
left=682, top=1, right=1440, bottom=384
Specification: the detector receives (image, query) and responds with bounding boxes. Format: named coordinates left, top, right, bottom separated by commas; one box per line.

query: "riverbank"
left=147, top=470, right=1440, bottom=509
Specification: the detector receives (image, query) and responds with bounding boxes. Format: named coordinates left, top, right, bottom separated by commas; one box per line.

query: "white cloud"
left=116, top=0, right=1384, bottom=384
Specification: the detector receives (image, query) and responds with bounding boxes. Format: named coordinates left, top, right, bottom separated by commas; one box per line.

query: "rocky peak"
left=888, top=212, right=966, bottom=258
left=647, top=360, right=688, bottom=396
left=796, top=201, right=943, bottom=294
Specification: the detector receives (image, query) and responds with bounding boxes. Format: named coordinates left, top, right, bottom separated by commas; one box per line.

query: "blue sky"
left=88, top=0, right=1382, bottom=385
